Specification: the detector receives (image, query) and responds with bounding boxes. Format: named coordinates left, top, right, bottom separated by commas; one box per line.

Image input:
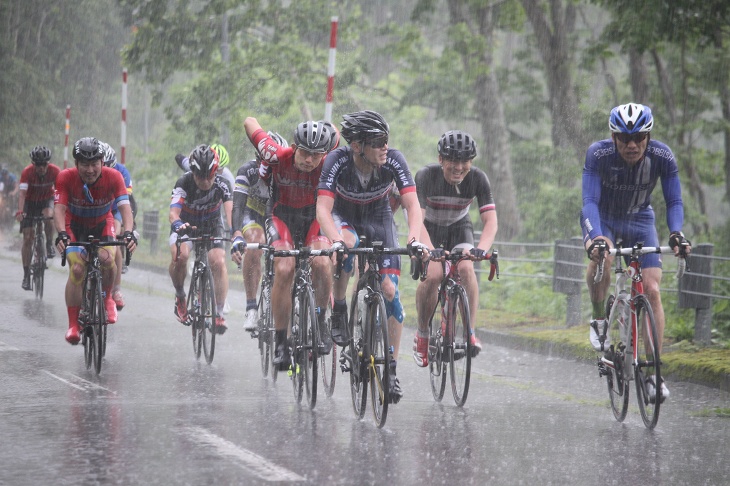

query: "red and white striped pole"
left=324, top=16, right=338, bottom=123
left=121, top=68, right=128, bottom=164
left=63, top=105, right=71, bottom=169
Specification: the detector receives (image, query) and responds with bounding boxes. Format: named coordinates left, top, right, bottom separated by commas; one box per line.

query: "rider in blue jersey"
left=581, top=102, right=692, bottom=403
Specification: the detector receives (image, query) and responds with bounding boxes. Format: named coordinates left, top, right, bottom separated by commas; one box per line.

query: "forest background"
left=2, top=0, right=730, bottom=343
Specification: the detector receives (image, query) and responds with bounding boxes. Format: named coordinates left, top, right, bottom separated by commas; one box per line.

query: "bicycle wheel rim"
left=290, top=291, right=303, bottom=403
left=93, top=279, right=105, bottom=374
left=201, top=269, right=216, bottom=364
left=428, top=301, right=447, bottom=402
left=369, top=293, right=390, bottom=428
left=634, top=295, right=661, bottom=429
left=83, top=325, right=93, bottom=370
left=257, top=282, right=270, bottom=377
left=349, top=288, right=367, bottom=419
left=302, top=287, right=318, bottom=409
left=604, top=295, right=629, bottom=421
left=449, top=286, right=472, bottom=407
left=188, top=274, right=202, bottom=360
left=320, top=295, right=337, bottom=398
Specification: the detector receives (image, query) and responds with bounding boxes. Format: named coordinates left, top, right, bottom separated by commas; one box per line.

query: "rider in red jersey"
left=54, top=137, right=137, bottom=345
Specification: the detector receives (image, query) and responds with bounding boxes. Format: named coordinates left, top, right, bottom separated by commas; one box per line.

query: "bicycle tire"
left=301, top=285, right=318, bottom=409
left=428, top=299, right=447, bottom=402
left=369, top=292, right=390, bottom=428
left=634, top=294, right=661, bottom=429
left=257, top=280, right=271, bottom=377
left=83, top=322, right=93, bottom=370
left=290, top=293, right=304, bottom=404
left=349, top=286, right=367, bottom=419
left=604, top=294, right=629, bottom=422
left=449, top=285, right=472, bottom=407
left=32, top=236, right=45, bottom=299
left=91, top=276, right=105, bottom=374
left=201, top=267, right=216, bottom=364
left=320, top=295, right=337, bottom=398
left=189, top=269, right=203, bottom=360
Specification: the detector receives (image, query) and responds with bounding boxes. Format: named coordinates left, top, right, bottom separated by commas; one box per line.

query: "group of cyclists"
left=13, top=102, right=690, bottom=407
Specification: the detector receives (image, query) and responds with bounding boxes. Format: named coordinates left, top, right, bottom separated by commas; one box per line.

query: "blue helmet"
left=609, top=103, right=653, bottom=134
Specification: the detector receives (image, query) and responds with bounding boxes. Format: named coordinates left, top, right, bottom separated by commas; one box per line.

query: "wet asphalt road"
left=0, top=252, right=728, bottom=485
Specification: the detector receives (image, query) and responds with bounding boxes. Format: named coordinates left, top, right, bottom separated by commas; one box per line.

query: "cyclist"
left=413, top=130, right=498, bottom=367
left=169, top=144, right=232, bottom=334
left=17, top=146, right=61, bottom=290
left=229, top=131, right=288, bottom=332
left=316, top=109, right=428, bottom=402
left=99, top=141, right=137, bottom=311
left=54, top=137, right=137, bottom=345
left=581, top=102, right=692, bottom=403
left=175, top=143, right=235, bottom=193
left=235, top=117, right=339, bottom=367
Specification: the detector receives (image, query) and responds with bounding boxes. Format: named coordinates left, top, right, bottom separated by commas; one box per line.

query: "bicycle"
left=244, top=243, right=277, bottom=381
left=594, top=240, right=688, bottom=429
left=175, top=230, right=229, bottom=365
left=27, top=215, right=53, bottom=299
left=62, top=236, right=131, bottom=374
left=338, top=239, right=418, bottom=428
left=426, top=248, right=499, bottom=407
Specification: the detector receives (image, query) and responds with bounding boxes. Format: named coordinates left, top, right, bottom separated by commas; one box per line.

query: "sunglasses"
left=615, top=132, right=648, bottom=144
left=366, top=137, right=388, bottom=149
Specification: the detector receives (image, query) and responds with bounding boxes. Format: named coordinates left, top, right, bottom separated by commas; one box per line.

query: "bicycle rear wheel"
left=634, top=294, right=661, bottom=429
left=369, top=292, right=390, bottom=428
left=320, top=295, right=337, bottom=398
left=348, top=287, right=367, bottom=419
left=449, top=285, right=472, bottom=407
left=201, top=268, right=217, bottom=364
left=257, top=280, right=271, bottom=377
left=300, top=286, right=318, bottom=409
left=604, top=295, right=629, bottom=422
left=428, top=300, right=447, bottom=402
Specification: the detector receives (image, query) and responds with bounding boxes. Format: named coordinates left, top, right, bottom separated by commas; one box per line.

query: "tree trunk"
left=628, top=48, right=650, bottom=103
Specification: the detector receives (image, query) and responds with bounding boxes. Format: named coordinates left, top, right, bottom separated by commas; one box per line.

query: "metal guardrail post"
left=553, top=237, right=585, bottom=327
left=678, top=243, right=714, bottom=345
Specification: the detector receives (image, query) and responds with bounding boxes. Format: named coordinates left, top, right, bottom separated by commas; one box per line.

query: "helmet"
left=437, top=130, right=477, bottom=160
left=73, top=137, right=103, bottom=161
left=340, top=110, right=389, bottom=143
left=609, top=103, right=653, bottom=134
left=210, top=143, right=229, bottom=169
left=268, top=131, right=289, bottom=148
left=293, top=120, right=338, bottom=153
left=30, top=146, right=52, bottom=164
left=188, top=144, right=219, bottom=178
left=98, top=141, right=117, bottom=168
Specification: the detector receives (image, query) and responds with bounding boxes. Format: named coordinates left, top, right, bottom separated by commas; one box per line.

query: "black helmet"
left=340, top=110, right=389, bottom=144
left=437, top=130, right=477, bottom=161
left=293, top=120, right=338, bottom=153
left=30, top=146, right=52, bottom=164
left=189, top=144, right=219, bottom=178
left=268, top=131, right=289, bottom=148
left=73, top=137, right=103, bottom=161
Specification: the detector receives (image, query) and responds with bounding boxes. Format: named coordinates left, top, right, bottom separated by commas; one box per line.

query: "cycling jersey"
left=170, top=172, right=231, bottom=231
left=252, top=129, right=320, bottom=210
left=233, top=159, right=269, bottom=218
left=54, top=167, right=129, bottom=240
left=19, top=164, right=61, bottom=202
left=581, top=138, right=684, bottom=242
left=415, top=164, right=495, bottom=226
left=111, top=163, right=133, bottom=218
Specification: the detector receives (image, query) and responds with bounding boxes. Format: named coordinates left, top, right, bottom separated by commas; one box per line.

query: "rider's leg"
left=209, top=247, right=229, bottom=315
left=415, top=264, right=443, bottom=334
left=642, top=267, right=665, bottom=354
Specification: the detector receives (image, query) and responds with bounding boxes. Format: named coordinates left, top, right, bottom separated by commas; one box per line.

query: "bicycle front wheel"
left=349, top=287, right=367, bottom=419
left=634, top=294, right=661, bottom=429
left=300, top=286, right=318, bottom=409
left=91, top=277, right=106, bottom=374
left=604, top=295, right=629, bottom=422
left=189, top=271, right=203, bottom=360
left=369, top=292, right=390, bottom=428
left=428, top=300, right=447, bottom=402
left=257, top=280, right=271, bottom=377
left=449, top=285, right=472, bottom=407
left=201, top=268, right=217, bottom=364
left=82, top=324, right=93, bottom=370
left=290, top=293, right=304, bottom=403
left=32, top=239, right=45, bottom=299
left=320, top=295, right=337, bottom=398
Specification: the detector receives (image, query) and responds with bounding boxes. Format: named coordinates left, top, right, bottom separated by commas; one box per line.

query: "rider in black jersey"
left=413, top=130, right=498, bottom=367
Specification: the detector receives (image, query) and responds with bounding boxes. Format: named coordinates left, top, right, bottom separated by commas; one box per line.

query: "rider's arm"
left=316, top=193, right=341, bottom=243
left=581, top=146, right=604, bottom=246
left=54, top=203, right=67, bottom=234
left=400, top=191, right=424, bottom=245
left=476, top=209, right=498, bottom=253
left=222, top=200, right=233, bottom=231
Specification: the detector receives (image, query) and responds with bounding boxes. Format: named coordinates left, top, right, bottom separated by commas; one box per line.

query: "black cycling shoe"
left=21, top=274, right=31, bottom=291
left=388, top=376, right=403, bottom=404
left=330, top=308, right=349, bottom=347
left=273, top=344, right=291, bottom=371
left=318, top=331, right=332, bottom=355
left=46, top=244, right=56, bottom=259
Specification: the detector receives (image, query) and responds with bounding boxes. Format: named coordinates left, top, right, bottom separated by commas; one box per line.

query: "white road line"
left=42, top=370, right=117, bottom=394
left=185, top=426, right=306, bottom=482
left=0, top=341, right=20, bottom=351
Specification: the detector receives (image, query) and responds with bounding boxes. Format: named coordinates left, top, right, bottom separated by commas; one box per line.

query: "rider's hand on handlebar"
left=122, top=230, right=137, bottom=253
left=230, top=236, right=245, bottom=265
left=669, top=231, right=692, bottom=257
left=586, top=237, right=609, bottom=263
left=15, top=210, right=24, bottom=223
left=469, top=247, right=487, bottom=260
left=429, top=248, right=446, bottom=262
left=55, top=231, right=70, bottom=252
left=171, top=219, right=190, bottom=235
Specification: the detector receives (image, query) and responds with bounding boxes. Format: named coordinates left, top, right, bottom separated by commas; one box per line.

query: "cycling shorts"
left=269, top=204, right=328, bottom=248
left=241, top=207, right=266, bottom=236
left=168, top=220, right=226, bottom=251
left=424, top=218, right=474, bottom=251
left=334, top=211, right=401, bottom=275
left=20, top=199, right=53, bottom=231
left=581, top=210, right=662, bottom=269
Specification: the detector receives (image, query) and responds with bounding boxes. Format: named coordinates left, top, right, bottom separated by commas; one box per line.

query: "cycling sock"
left=216, top=303, right=225, bottom=315
left=591, top=300, right=606, bottom=319
left=175, top=288, right=186, bottom=298
left=275, top=330, right=287, bottom=347
left=334, top=299, right=347, bottom=311
left=246, top=299, right=257, bottom=311
left=23, top=266, right=29, bottom=277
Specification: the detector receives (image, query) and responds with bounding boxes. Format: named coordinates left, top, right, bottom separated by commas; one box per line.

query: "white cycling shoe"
left=589, top=319, right=610, bottom=352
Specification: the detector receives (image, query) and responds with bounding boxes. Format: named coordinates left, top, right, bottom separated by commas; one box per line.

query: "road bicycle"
left=175, top=230, right=229, bottom=365
left=62, top=236, right=131, bottom=374
left=338, top=240, right=417, bottom=428
left=245, top=243, right=277, bottom=381
left=594, top=241, right=688, bottom=429
left=426, top=248, right=499, bottom=407
left=27, top=216, right=53, bottom=299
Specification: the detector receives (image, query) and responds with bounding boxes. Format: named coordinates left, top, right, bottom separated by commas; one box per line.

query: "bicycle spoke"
left=428, top=300, right=447, bottom=402
left=449, top=286, right=472, bottom=407
left=369, top=293, right=390, bottom=428
left=634, top=295, right=661, bottom=429
left=349, top=288, right=367, bottom=419
left=320, top=296, right=337, bottom=398
left=301, top=288, right=318, bottom=409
